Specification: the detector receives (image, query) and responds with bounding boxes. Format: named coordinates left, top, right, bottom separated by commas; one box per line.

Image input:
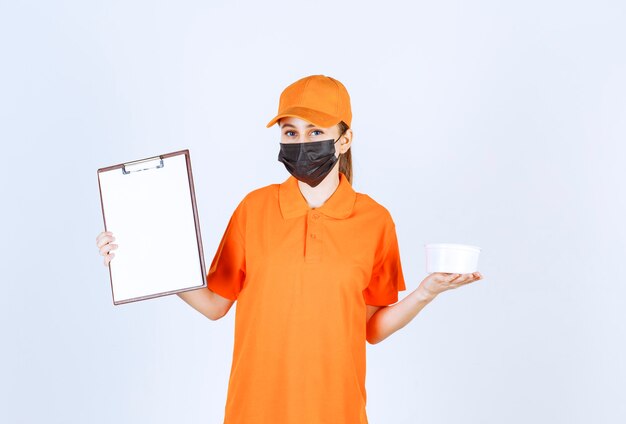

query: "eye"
left=284, top=130, right=296, bottom=137
left=311, top=130, right=323, bottom=136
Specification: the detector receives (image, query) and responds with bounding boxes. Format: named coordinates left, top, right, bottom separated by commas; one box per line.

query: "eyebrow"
left=281, top=123, right=316, bottom=129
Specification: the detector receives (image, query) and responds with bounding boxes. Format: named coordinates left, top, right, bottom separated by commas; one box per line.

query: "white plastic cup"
left=425, top=243, right=481, bottom=274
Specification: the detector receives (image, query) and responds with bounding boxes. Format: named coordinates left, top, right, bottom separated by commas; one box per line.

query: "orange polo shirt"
left=207, top=172, right=406, bottom=424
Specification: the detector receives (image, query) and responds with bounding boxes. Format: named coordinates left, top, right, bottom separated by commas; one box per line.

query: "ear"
left=338, top=128, right=353, bottom=154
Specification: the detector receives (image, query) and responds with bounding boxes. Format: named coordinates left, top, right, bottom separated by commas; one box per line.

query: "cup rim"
left=424, top=243, right=481, bottom=251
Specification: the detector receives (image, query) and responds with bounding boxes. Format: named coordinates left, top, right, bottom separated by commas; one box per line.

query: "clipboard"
left=97, top=149, right=206, bottom=305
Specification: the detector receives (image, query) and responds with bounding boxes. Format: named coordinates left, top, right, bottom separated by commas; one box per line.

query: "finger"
left=97, top=234, right=115, bottom=247
left=99, top=243, right=111, bottom=256
left=458, top=274, right=481, bottom=285
left=462, top=273, right=477, bottom=282
left=105, top=244, right=118, bottom=255
left=99, top=243, right=117, bottom=256
left=104, top=252, right=115, bottom=266
left=96, top=231, right=113, bottom=244
left=468, top=272, right=483, bottom=281
left=96, top=234, right=111, bottom=248
left=97, top=235, right=116, bottom=249
left=459, top=277, right=477, bottom=286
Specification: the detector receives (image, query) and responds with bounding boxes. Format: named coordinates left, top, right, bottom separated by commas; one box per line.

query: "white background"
left=1, top=1, right=624, bottom=423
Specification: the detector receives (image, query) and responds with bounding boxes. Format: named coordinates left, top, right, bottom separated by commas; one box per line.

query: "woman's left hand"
left=418, top=271, right=483, bottom=298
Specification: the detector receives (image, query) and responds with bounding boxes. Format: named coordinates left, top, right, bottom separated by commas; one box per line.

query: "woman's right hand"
left=96, top=231, right=118, bottom=266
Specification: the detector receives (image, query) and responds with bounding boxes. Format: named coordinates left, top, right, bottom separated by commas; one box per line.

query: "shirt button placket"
left=305, top=211, right=323, bottom=263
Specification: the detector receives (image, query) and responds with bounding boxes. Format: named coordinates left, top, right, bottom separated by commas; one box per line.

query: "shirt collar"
left=279, top=172, right=357, bottom=220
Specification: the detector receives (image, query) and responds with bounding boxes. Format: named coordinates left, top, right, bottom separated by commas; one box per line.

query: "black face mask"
left=277, top=138, right=341, bottom=187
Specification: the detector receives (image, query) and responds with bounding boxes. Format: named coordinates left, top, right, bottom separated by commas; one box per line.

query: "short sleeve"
left=363, top=216, right=407, bottom=306
left=206, top=199, right=246, bottom=301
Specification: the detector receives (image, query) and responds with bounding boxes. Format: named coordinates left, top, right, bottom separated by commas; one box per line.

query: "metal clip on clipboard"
left=122, top=156, right=164, bottom=175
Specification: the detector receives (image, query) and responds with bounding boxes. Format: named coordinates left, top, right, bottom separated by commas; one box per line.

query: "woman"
left=96, top=74, right=483, bottom=423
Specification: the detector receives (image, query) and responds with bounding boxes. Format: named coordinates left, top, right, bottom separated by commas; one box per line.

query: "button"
left=312, top=213, right=320, bottom=219
left=310, top=233, right=317, bottom=239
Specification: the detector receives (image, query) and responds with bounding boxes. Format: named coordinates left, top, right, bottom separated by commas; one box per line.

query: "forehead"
left=279, top=116, right=317, bottom=128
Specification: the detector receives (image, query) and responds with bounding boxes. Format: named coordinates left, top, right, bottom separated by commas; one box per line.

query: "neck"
left=297, top=166, right=340, bottom=208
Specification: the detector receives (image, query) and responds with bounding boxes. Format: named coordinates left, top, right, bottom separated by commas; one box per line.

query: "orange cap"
left=266, top=74, right=352, bottom=128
